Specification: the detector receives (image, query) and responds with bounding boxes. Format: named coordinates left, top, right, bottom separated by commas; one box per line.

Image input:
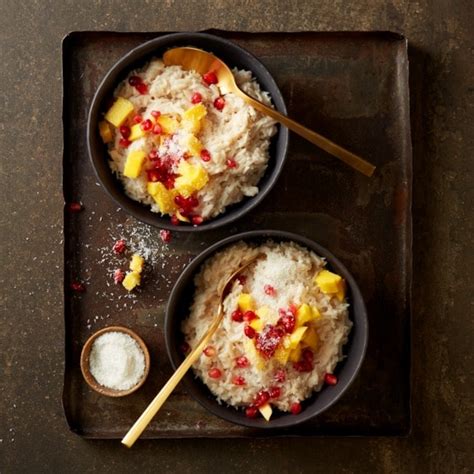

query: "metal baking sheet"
left=62, top=30, right=412, bottom=438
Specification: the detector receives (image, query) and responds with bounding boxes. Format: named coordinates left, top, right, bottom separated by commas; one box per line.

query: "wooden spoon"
left=163, top=47, right=375, bottom=177
left=121, top=253, right=262, bottom=447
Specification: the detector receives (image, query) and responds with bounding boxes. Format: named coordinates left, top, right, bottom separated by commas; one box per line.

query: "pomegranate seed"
left=274, top=369, right=286, bottom=383
left=253, top=390, right=270, bottom=407
left=243, top=311, right=257, bottom=322
left=235, top=356, right=249, bottom=368
left=67, top=202, right=82, bottom=212
left=180, top=341, right=190, bottom=354
left=244, top=325, right=256, bottom=338
left=232, top=376, right=246, bottom=386
left=237, top=275, right=247, bottom=285
left=191, top=92, right=202, bottom=104
left=245, top=406, right=258, bottom=418
left=70, top=281, right=85, bottom=292
left=152, top=124, right=162, bottom=135
left=133, top=114, right=143, bottom=123
left=203, top=346, right=216, bottom=357
left=231, top=309, right=243, bottom=322
left=119, top=125, right=131, bottom=138
left=165, top=175, right=175, bottom=189
left=151, top=110, right=161, bottom=118
left=269, top=386, right=281, bottom=399
left=302, top=348, right=314, bottom=363
left=278, top=310, right=296, bottom=333
left=192, top=215, right=203, bottom=226
left=213, top=96, right=225, bottom=110
left=159, top=229, right=172, bottom=243
left=226, top=158, right=237, bottom=168
left=136, top=82, right=148, bottom=94
left=203, top=71, right=218, bottom=85
left=113, top=268, right=125, bottom=284
left=128, top=76, right=141, bottom=86
left=147, top=169, right=161, bottom=182
left=188, top=196, right=199, bottom=208
left=119, top=138, right=131, bottom=148
left=264, top=284, right=276, bottom=296
left=140, top=119, right=153, bottom=131
left=324, top=373, right=338, bottom=385
left=293, top=361, right=312, bottom=373
left=200, top=149, right=211, bottom=162
left=208, top=368, right=222, bottom=379
left=112, top=239, right=126, bottom=254
left=290, top=402, right=302, bottom=415
left=170, top=215, right=179, bottom=226
left=148, top=149, right=158, bottom=160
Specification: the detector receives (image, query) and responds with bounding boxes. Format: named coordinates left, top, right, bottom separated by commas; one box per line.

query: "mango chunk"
left=186, top=134, right=203, bottom=157
left=302, top=327, right=318, bottom=350
left=314, top=269, right=345, bottom=295
left=336, top=280, right=346, bottom=301
left=147, top=182, right=177, bottom=214
left=289, top=345, right=302, bottom=363
left=156, top=115, right=179, bottom=134
left=105, top=97, right=134, bottom=127
left=122, top=271, right=141, bottom=291
left=249, top=318, right=264, bottom=332
left=244, top=338, right=265, bottom=370
left=98, top=120, right=113, bottom=143
left=311, top=306, right=321, bottom=319
left=181, top=104, right=207, bottom=134
left=123, top=150, right=146, bottom=178
left=289, top=326, right=308, bottom=349
left=237, top=293, right=254, bottom=312
left=296, top=304, right=313, bottom=327
left=259, top=403, right=272, bottom=421
left=174, top=160, right=209, bottom=197
left=129, top=123, right=146, bottom=141
left=129, top=254, right=145, bottom=273
left=274, top=345, right=291, bottom=365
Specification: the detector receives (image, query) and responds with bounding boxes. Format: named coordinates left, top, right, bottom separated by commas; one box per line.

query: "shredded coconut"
left=89, top=332, right=146, bottom=390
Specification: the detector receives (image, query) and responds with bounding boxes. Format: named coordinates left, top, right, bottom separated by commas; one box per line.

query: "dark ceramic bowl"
left=87, top=33, right=289, bottom=232
left=165, top=230, right=368, bottom=429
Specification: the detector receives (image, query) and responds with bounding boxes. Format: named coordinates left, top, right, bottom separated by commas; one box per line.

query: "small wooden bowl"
left=80, top=326, right=150, bottom=397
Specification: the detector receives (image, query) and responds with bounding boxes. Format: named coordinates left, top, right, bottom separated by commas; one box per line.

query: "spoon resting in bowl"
left=121, top=253, right=262, bottom=448
left=163, top=47, right=375, bottom=177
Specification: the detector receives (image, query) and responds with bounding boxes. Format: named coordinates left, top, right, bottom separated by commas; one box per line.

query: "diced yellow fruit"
left=156, top=115, right=179, bottom=134
left=249, top=318, right=264, bottom=332
left=314, top=269, right=345, bottom=295
left=176, top=210, right=190, bottom=222
left=175, top=160, right=209, bottom=197
left=282, top=335, right=291, bottom=349
left=123, top=150, right=146, bottom=178
left=311, top=306, right=321, bottom=319
left=237, top=293, right=254, bottom=312
left=255, top=306, right=270, bottom=321
left=244, top=338, right=265, bottom=370
left=289, top=345, right=302, bottom=363
left=129, top=123, right=146, bottom=141
left=289, top=326, right=308, bottom=349
left=336, top=280, right=346, bottom=301
left=147, top=182, right=177, bottom=214
left=122, top=271, right=141, bottom=291
left=296, top=303, right=313, bottom=327
left=302, top=327, right=318, bottom=350
left=274, top=345, right=291, bottom=365
left=259, top=403, right=272, bottom=421
left=186, top=134, right=203, bottom=157
left=105, top=97, right=134, bottom=127
left=129, top=254, right=145, bottom=273
left=98, top=120, right=113, bottom=143
left=181, top=104, right=207, bottom=134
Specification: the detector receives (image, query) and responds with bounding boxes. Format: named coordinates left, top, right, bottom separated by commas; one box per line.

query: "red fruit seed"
left=203, top=346, right=216, bottom=357
left=119, top=125, right=131, bottom=138
left=254, top=390, right=270, bottom=407
left=70, top=281, right=85, bottom=292
left=192, top=215, right=203, bottom=226
left=243, top=311, right=257, bottom=322
left=67, top=202, right=82, bottom=213
left=119, top=138, right=131, bottom=148
left=191, top=92, right=203, bottom=104
left=152, top=124, right=162, bottom=135
left=208, top=368, right=222, bottom=379
left=274, top=369, right=286, bottom=383
left=269, top=386, right=281, bottom=399
left=324, top=373, right=338, bottom=385
left=231, top=309, right=243, bottom=322
left=113, top=269, right=125, bottom=284
left=290, top=402, right=302, bottom=415
left=244, top=325, right=256, bottom=339
left=140, top=119, right=153, bottom=131
left=112, top=239, right=126, bottom=255
left=151, top=110, right=161, bottom=118
left=170, top=215, right=179, bottom=226
left=128, top=76, right=141, bottom=86
left=133, top=114, right=143, bottom=124
left=245, top=406, right=258, bottom=418
left=235, top=356, right=249, bottom=368
left=232, top=376, right=246, bottom=386
left=213, top=96, right=225, bottom=110
left=264, top=284, right=276, bottom=296
left=203, top=71, right=218, bottom=85
left=180, top=341, right=190, bottom=354
left=200, top=149, right=211, bottom=162
left=237, top=275, right=247, bottom=285
left=159, top=229, right=172, bottom=243
left=135, top=82, right=148, bottom=94
left=226, top=158, right=237, bottom=168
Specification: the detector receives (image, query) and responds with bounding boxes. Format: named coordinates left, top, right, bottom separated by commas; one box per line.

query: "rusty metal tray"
left=62, top=30, right=412, bottom=438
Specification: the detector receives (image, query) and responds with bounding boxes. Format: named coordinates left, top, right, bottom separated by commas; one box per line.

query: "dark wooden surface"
left=1, top=0, right=472, bottom=472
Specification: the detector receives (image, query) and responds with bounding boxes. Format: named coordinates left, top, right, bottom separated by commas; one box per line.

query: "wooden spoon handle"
left=240, top=91, right=376, bottom=177
left=121, top=321, right=218, bottom=448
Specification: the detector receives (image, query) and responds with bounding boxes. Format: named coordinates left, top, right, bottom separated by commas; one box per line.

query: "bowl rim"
left=87, top=32, right=289, bottom=232
left=80, top=325, right=151, bottom=397
left=164, top=229, right=369, bottom=429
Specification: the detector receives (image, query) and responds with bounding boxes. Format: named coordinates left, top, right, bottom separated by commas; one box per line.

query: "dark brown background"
left=1, top=0, right=472, bottom=472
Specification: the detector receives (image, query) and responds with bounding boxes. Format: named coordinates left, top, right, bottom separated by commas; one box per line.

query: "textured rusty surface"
left=63, top=31, right=411, bottom=438
left=1, top=0, right=473, bottom=472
